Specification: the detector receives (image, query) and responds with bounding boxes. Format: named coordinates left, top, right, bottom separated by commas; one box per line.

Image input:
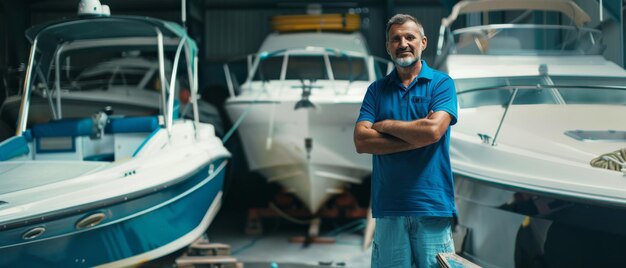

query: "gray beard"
left=394, top=56, right=419, bottom=67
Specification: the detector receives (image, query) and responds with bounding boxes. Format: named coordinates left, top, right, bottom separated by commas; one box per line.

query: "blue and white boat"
left=0, top=14, right=230, bottom=267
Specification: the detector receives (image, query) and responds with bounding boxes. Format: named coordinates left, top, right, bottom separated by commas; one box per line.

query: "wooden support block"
left=188, top=242, right=231, bottom=256
left=190, top=243, right=230, bottom=250
left=192, top=235, right=210, bottom=245
left=175, top=255, right=238, bottom=265
left=436, top=253, right=481, bottom=268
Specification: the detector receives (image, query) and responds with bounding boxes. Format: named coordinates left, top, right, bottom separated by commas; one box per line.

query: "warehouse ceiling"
left=23, top=0, right=443, bottom=11
left=27, top=0, right=182, bottom=11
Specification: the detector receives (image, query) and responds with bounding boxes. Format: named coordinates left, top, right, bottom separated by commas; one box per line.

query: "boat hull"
left=226, top=99, right=370, bottom=212
left=450, top=105, right=626, bottom=267
left=454, top=173, right=626, bottom=268
left=0, top=158, right=228, bottom=267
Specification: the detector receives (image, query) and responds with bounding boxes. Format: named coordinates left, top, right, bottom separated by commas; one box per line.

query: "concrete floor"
left=206, top=211, right=372, bottom=268
left=143, top=164, right=373, bottom=268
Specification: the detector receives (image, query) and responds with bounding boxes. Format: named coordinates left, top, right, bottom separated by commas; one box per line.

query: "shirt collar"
left=389, top=60, right=434, bottom=86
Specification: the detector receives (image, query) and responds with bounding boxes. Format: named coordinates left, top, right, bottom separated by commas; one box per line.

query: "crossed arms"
left=353, top=111, right=452, bottom=155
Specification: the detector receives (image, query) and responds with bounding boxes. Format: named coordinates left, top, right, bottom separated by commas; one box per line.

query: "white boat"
left=0, top=14, right=230, bottom=267
left=436, top=0, right=626, bottom=267
left=0, top=49, right=224, bottom=137
left=224, top=14, right=392, bottom=213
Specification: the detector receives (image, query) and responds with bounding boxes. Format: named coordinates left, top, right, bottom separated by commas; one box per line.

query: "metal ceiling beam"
left=28, top=0, right=181, bottom=12
left=202, top=0, right=441, bottom=10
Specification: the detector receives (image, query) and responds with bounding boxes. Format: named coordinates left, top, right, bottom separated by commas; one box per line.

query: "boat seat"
left=29, top=116, right=159, bottom=161
left=105, top=116, right=159, bottom=134
left=0, top=136, right=30, bottom=161
left=105, top=116, right=160, bottom=161
left=31, top=118, right=94, bottom=160
left=32, top=118, right=93, bottom=138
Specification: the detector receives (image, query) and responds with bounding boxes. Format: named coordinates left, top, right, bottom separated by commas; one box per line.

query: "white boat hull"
left=226, top=99, right=371, bottom=212
left=450, top=105, right=626, bottom=267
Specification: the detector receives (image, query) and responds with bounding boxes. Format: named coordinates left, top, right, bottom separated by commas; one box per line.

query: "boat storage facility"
left=0, top=0, right=625, bottom=267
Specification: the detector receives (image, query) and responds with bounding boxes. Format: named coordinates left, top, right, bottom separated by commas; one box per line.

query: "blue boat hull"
left=0, top=158, right=228, bottom=267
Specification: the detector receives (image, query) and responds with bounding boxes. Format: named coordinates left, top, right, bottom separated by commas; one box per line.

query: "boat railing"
left=457, top=84, right=626, bottom=146
left=223, top=47, right=392, bottom=98
left=436, top=24, right=603, bottom=59
left=16, top=16, right=199, bottom=141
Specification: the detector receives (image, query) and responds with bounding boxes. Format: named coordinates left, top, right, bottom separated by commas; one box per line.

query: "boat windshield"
left=455, top=76, right=626, bottom=108
left=50, top=49, right=170, bottom=93
left=72, top=64, right=154, bottom=91
left=12, top=46, right=188, bottom=126
left=451, top=25, right=602, bottom=56
left=252, top=54, right=369, bottom=82
left=223, top=49, right=391, bottom=97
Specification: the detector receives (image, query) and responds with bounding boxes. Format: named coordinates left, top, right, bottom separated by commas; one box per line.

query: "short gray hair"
left=386, top=14, right=425, bottom=41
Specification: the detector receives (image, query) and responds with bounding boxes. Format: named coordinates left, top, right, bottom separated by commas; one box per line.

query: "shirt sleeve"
left=356, top=82, right=377, bottom=123
left=430, top=76, right=458, bottom=126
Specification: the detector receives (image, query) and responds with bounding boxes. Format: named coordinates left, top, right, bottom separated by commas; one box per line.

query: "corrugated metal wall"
left=201, top=4, right=447, bottom=90
left=205, top=9, right=282, bottom=61
left=204, top=5, right=447, bottom=61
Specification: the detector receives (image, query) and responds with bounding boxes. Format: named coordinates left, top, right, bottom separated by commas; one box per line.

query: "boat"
left=436, top=0, right=626, bottom=267
left=0, top=12, right=230, bottom=267
left=0, top=36, right=224, bottom=138
left=223, top=14, right=392, bottom=213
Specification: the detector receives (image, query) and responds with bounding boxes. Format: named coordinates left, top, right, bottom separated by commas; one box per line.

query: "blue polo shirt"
left=357, top=60, right=458, bottom=218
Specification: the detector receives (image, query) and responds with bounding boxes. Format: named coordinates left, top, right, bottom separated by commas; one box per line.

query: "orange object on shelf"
left=272, top=13, right=361, bottom=32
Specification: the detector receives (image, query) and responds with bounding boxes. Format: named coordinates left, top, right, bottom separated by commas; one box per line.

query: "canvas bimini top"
left=441, top=0, right=591, bottom=27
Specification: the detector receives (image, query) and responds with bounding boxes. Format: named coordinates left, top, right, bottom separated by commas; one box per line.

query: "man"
left=354, top=14, right=458, bottom=268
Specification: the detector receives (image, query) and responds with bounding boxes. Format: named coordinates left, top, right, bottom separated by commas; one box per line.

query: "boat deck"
left=0, top=161, right=109, bottom=195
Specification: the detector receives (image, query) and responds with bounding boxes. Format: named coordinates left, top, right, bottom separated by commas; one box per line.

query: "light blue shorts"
left=371, top=216, right=454, bottom=268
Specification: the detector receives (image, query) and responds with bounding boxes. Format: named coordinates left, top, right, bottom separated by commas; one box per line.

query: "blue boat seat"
left=0, top=136, right=30, bottom=161
left=31, top=118, right=93, bottom=156
left=29, top=116, right=160, bottom=161
left=31, top=116, right=159, bottom=138
left=32, top=118, right=93, bottom=138
left=106, top=116, right=159, bottom=134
